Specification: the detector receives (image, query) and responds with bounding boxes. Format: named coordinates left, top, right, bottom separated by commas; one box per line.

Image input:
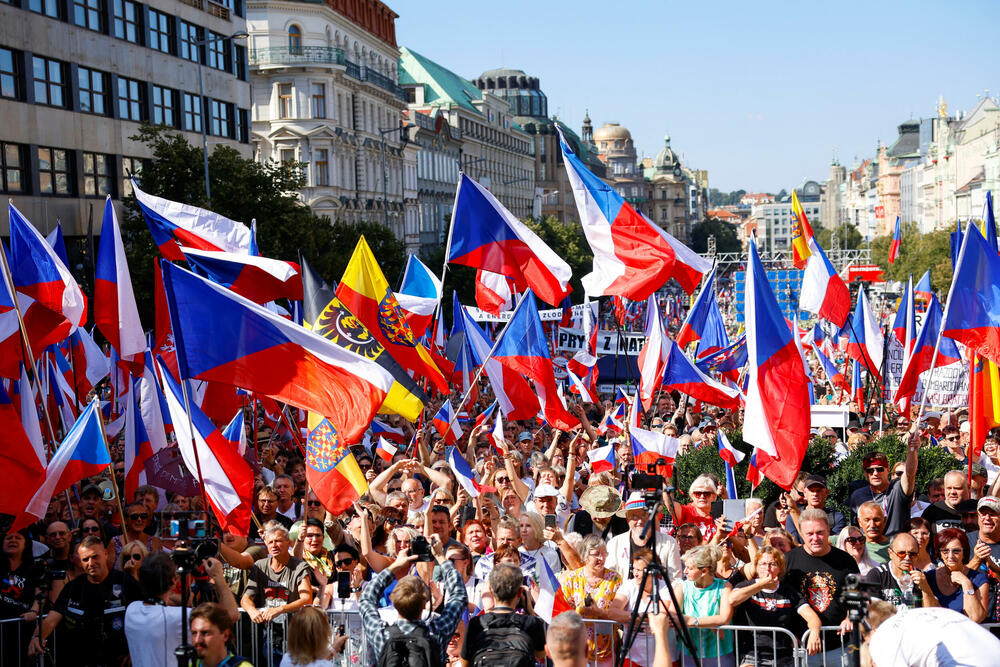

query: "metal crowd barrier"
left=234, top=605, right=370, bottom=667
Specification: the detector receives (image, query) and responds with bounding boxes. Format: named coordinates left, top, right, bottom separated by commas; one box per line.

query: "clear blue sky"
left=393, top=1, right=999, bottom=193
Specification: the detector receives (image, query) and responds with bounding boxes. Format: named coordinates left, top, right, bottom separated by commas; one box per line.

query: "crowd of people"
left=4, top=387, right=1000, bottom=667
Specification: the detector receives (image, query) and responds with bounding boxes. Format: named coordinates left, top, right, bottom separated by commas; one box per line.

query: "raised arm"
left=900, top=428, right=920, bottom=497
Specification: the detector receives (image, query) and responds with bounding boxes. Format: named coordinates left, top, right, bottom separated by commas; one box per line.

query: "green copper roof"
left=398, top=46, right=482, bottom=114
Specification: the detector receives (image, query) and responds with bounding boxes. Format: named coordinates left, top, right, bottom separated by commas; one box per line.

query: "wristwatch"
left=691, top=617, right=699, bottom=627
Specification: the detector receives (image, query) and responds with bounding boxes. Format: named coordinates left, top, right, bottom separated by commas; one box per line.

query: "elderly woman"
left=666, top=545, right=734, bottom=667
left=927, top=528, right=989, bottom=621
left=669, top=475, right=720, bottom=542
left=729, top=546, right=822, bottom=666
left=557, top=535, right=622, bottom=667
left=117, top=540, right=149, bottom=581
left=518, top=512, right=562, bottom=574
left=836, top=525, right=877, bottom=576
left=908, top=517, right=935, bottom=571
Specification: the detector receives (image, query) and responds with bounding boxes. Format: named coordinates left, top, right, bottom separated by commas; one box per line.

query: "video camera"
left=631, top=459, right=673, bottom=507
left=167, top=511, right=219, bottom=570
left=409, top=535, right=436, bottom=562
left=839, top=573, right=882, bottom=616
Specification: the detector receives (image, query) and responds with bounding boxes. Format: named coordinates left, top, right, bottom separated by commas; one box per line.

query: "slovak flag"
left=447, top=446, right=486, bottom=498
left=179, top=247, right=302, bottom=305
left=557, top=128, right=710, bottom=299
left=942, top=223, right=1000, bottom=365
left=375, top=436, right=399, bottom=463
left=895, top=294, right=962, bottom=402
left=536, top=557, right=573, bottom=623
left=395, top=254, right=442, bottom=339
left=372, top=419, right=405, bottom=444
left=95, top=197, right=146, bottom=373
left=717, top=430, right=745, bottom=467
left=158, top=358, right=254, bottom=536
left=798, top=236, right=851, bottom=328
left=448, top=173, right=572, bottom=307
left=888, top=216, right=902, bottom=264
left=662, top=339, right=741, bottom=409
left=132, top=179, right=253, bottom=260
left=846, top=288, right=884, bottom=382
left=433, top=401, right=464, bottom=445
left=588, top=442, right=616, bottom=474
left=474, top=268, right=514, bottom=316
left=742, top=237, right=810, bottom=490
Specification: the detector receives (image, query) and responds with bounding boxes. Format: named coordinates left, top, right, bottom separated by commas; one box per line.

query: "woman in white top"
left=608, top=548, right=674, bottom=667
left=518, top=512, right=562, bottom=574
left=836, top=525, right=878, bottom=575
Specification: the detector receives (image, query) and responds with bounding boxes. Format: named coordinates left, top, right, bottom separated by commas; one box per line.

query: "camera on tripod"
left=839, top=573, right=881, bottom=614
left=631, top=459, right=671, bottom=507
left=168, top=511, right=219, bottom=570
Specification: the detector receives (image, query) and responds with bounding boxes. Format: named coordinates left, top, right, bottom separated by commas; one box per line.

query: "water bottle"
left=900, top=572, right=914, bottom=606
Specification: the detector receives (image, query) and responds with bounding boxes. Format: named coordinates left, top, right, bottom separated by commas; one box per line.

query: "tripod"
left=174, top=563, right=195, bottom=667
left=617, top=495, right=701, bottom=667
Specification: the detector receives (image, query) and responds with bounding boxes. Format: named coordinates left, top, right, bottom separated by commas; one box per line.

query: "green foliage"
left=815, top=223, right=864, bottom=250
left=691, top=216, right=742, bottom=254
left=826, top=434, right=960, bottom=516
left=708, top=189, right=746, bottom=207
left=672, top=432, right=836, bottom=506
left=870, top=222, right=952, bottom=294
left=326, top=220, right=408, bottom=288
left=525, top=216, right=593, bottom=300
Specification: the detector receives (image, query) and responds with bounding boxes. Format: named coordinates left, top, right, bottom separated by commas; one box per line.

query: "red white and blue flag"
left=629, top=426, right=679, bottom=475
left=395, top=254, right=442, bottom=339
left=662, top=339, right=741, bottom=409
left=677, top=269, right=728, bottom=354
left=448, top=173, right=571, bottom=307
left=179, top=247, right=302, bottom=305
left=447, top=446, right=487, bottom=498
left=567, top=368, right=599, bottom=404
left=892, top=275, right=917, bottom=351
left=895, top=294, right=962, bottom=402
left=587, top=442, right=616, bottom=474
left=888, top=216, right=902, bottom=264
left=851, top=359, right=864, bottom=409
left=557, top=129, right=710, bottom=298
left=942, top=223, right=1000, bottom=365
left=798, top=236, right=851, bottom=328
left=474, top=268, right=514, bottom=316
left=717, top=429, right=745, bottom=467
left=846, top=288, right=884, bottom=382
left=372, top=419, right=405, bottom=444
left=0, top=378, right=45, bottom=516
left=221, top=409, right=247, bottom=456
left=914, top=270, right=933, bottom=302
left=375, top=436, right=399, bottom=463
left=0, top=245, right=22, bottom=379
left=472, top=400, right=499, bottom=431
left=95, top=198, right=145, bottom=373
left=123, top=378, right=155, bottom=501
left=638, top=294, right=670, bottom=411
left=813, top=344, right=849, bottom=395
left=742, top=237, right=810, bottom=490
left=535, top=557, right=573, bottom=623
left=746, top=450, right=763, bottom=489
left=432, top=401, right=464, bottom=445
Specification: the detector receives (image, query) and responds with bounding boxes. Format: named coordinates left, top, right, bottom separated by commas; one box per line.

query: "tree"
left=525, top=216, right=593, bottom=299
left=690, top=215, right=741, bottom=254
left=870, top=222, right=952, bottom=294
left=815, top=222, right=864, bottom=250
left=121, top=125, right=353, bottom=324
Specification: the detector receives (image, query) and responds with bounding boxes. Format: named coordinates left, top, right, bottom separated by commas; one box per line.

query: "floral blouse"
left=558, top=567, right=622, bottom=661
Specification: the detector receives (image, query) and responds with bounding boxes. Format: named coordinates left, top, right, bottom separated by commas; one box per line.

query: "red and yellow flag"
left=791, top=190, right=814, bottom=269
left=336, top=237, right=449, bottom=394
left=970, top=352, right=1000, bottom=460
left=306, top=417, right=369, bottom=515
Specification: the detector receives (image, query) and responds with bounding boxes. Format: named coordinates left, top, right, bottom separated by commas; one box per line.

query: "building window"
left=206, top=32, right=226, bottom=70
left=77, top=66, right=108, bottom=115
left=73, top=0, right=103, bottom=31
left=28, top=0, right=61, bottom=19
left=121, top=156, right=143, bottom=195
left=237, top=108, right=248, bottom=143
left=1, top=142, right=26, bottom=193
left=117, top=77, right=145, bottom=121
left=151, top=85, right=175, bottom=126
left=82, top=152, right=112, bottom=196
left=32, top=56, right=67, bottom=108
left=1, top=47, right=21, bottom=100
left=113, top=0, right=140, bottom=43
left=178, top=20, right=201, bottom=63
left=311, top=83, right=325, bottom=119
left=148, top=9, right=172, bottom=54
left=37, top=147, right=73, bottom=195
left=209, top=99, right=231, bottom=137
left=314, top=149, right=328, bottom=185
left=182, top=92, right=202, bottom=132
left=277, top=83, right=292, bottom=118
left=288, top=25, right=302, bottom=55
left=279, top=148, right=295, bottom=163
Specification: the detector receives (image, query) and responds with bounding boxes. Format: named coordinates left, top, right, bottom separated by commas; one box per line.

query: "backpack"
left=470, top=613, right=536, bottom=667
left=377, top=623, right=442, bottom=667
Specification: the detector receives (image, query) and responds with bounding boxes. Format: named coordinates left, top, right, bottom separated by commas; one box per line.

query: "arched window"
left=288, top=25, right=303, bottom=54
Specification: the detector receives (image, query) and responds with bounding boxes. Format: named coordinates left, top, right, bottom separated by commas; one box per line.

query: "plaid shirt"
left=359, top=562, right=468, bottom=664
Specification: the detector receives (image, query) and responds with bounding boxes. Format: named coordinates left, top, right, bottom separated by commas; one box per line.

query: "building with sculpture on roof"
left=642, top=134, right=704, bottom=243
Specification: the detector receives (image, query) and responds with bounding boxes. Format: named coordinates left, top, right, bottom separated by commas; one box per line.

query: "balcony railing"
left=344, top=62, right=406, bottom=101
left=249, top=46, right=345, bottom=67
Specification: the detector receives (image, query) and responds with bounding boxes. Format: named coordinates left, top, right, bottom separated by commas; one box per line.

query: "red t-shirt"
left=675, top=503, right=718, bottom=542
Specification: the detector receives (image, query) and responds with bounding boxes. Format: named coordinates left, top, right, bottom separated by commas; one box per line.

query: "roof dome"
left=653, top=134, right=680, bottom=170
left=593, top=122, right=631, bottom=141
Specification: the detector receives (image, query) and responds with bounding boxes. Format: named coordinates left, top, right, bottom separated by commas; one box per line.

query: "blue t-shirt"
left=927, top=568, right=989, bottom=615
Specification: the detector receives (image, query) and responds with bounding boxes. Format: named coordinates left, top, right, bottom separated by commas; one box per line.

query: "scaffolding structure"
left=702, top=248, right=872, bottom=272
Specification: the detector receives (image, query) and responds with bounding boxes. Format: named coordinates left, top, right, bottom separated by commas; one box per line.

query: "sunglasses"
left=691, top=491, right=713, bottom=497
left=126, top=553, right=142, bottom=561
left=335, top=558, right=355, bottom=566
left=307, top=500, right=322, bottom=507
left=946, top=436, right=959, bottom=441
left=892, top=549, right=918, bottom=559
left=864, top=466, right=887, bottom=474
left=128, top=513, right=149, bottom=521
left=496, top=476, right=510, bottom=484
left=892, top=471, right=904, bottom=478
left=81, top=526, right=101, bottom=533
left=384, top=517, right=401, bottom=526
left=844, top=536, right=865, bottom=545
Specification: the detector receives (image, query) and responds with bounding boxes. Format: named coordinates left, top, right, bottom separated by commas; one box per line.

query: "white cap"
left=533, top=484, right=560, bottom=498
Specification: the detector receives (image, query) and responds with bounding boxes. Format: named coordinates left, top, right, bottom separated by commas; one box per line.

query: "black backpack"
left=377, top=623, right=442, bottom=667
left=470, top=613, right=536, bottom=667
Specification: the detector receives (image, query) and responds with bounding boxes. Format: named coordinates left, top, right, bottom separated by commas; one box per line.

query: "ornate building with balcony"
left=405, top=108, right=461, bottom=255
left=247, top=0, right=417, bottom=246
left=474, top=68, right=604, bottom=223
left=642, top=135, right=695, bottom=243
left=399, top=47, right=534, bottom=222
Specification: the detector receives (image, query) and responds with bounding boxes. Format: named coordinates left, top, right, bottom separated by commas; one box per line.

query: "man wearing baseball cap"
left=786, top=474, right=846, bottom=542
left=848, top=433, right=919, bottom=537
left=969, top=496, right=1000, bottom=623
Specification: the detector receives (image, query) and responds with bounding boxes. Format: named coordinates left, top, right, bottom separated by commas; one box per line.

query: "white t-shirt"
left=868, top=606, right=1000, bottom=667
left=279, top=656, right=336, bottom=667
left=124, top=601, right=185, bottom=667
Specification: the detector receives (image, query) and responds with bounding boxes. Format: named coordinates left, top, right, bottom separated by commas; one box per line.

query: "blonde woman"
left=280, top=605, right=334, bottom=667
left=666, top=544, right=734, bottom=667
left=117, top=540, right=149, bottom=581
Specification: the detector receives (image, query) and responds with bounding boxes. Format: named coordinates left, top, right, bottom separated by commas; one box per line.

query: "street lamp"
left=378, top=124, right=412, bottom=229
left=460, top=156, right=486, bottom=176
left=196, top=30, right=248, bottom=203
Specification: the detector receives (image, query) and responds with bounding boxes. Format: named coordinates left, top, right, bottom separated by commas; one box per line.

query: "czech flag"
left=447, top=446, right=486, bottom=498
left=447, top=293, right=480, bottom=401
left=472, top=400, right=498, bottom=431
left=742, top=237, right=810, bottom=490
left=746, top=450, right=763, bottom=489
left=95, top=198, right=145, bottom=374
left=846, top=288, right=884, bottom=382
left=375, top=436, right=398, bottom=463
left=433, top=401, right=464, bottom=445
left=179, top=247, right=302, bottom=305
left=536, top=557, right=573, bottom=623
left=336, top=237, right=448, bottom=394
left=158, top=357, right=254, bottom=536
left=677, top=268, right=719, bottom=348
left=662, top=339, right=740, bottom=409
left=448, top=172, right=571, bottom=307
left=557, top=128, right=710, bottom=298
left=0, top=247, right=23, bottom=379
left=894, top=295, right=962, bottom=402
left=638, top=294, right=670, bottom=411
left=696, top=334, right=747, bottom=383
left=132, top=179, right=253, bottom=260
left=17, top=365, right=44, bottom=454
left=567, top=368, right=599, bottom=404
left=161, top=261, right=395, bottom=444
left=60, top=329, right=110, bottom=403
left=492, top=291, right=580, bottom=431
left=717, top=429, right=745, bottom=467
left=123, top=379, right=155, bottom=501
left=813, top=344, right=848, bottom=395
left=221, top=409, right=247, bottom=456
left=0, top=379, right=45, bottom=516
left=790, top=190, right=814, bottom=269
left=474, top=268, right=514, bottom=316
left=372, top=419, right=405, bottom=444
left=942, top=223, right=1000, bottom=365
left=13, top=400, right=111, bottom=530
left=888, top=216, right=902, bottom=264
left=629, top=426, right=679, bottom=474
left=892, top=276, right=916, bottom=350
left=914, top=270, right=933, bottom=302
left=587, top=442, right=615, bottom=474
left=851, top=360, right=864, bottom=410
left=395, top=254, right=441, bottom=339
left=8, top=203, right=87, bottom=354
left=567, top=297, right=599, bottom=379
left=798, top=236, right=851, bottom=328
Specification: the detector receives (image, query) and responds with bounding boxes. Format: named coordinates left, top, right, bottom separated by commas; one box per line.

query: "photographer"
left=28, top=535, right=141, bottom=667
left=124, top=552, right=238, bottom=667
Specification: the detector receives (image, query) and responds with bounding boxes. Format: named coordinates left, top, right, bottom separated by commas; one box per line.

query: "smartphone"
left=337, top=571, right=351, bottom=599
left=711, top=500, right=725, bottom=519
left=545, top=514, right=557, bottom=530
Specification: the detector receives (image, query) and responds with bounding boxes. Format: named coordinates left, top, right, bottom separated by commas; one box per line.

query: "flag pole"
left=177, top=375, right=214, bottom=522
left=95, top=397, right=131, bottom=544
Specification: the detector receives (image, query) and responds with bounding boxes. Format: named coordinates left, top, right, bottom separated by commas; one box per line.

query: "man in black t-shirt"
left=463, top=563, right=545, bottom=665
left=862, top=533, right=934, bottom=608
left=921, top=470, right=969, bottom=533
left=28, top=536, right=140, bottom=667
left=847, top=442, right=918, bottom=537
